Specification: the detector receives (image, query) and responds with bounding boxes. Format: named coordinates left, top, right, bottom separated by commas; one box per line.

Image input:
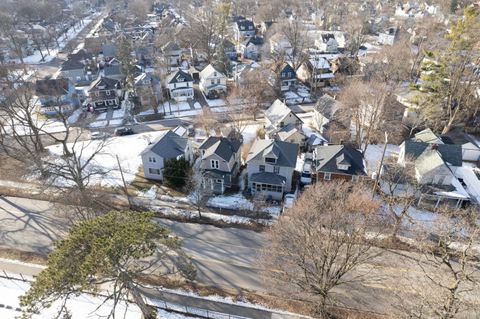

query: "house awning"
left=250, top=172, right=286, bottom=185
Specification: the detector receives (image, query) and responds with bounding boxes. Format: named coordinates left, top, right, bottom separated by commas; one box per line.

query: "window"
left=148, top=157, right=156, bottom=163
left=211, top=160, right=219, bottom=169
left=324, top=172, right=332, bottom=181
left=265, top=157, right=276, bottom=164
left=259, top=165, right=265, bottom=172
left=148, top=168, right=161, bottom=175
left=279, top=121, right=284, bottom=128
left=337, top=164, right=349, bottom=171
left=217, top=79, right=220, bottom=84
left=215, top=179, right=222, bottom=183
left=211, top=79, right=215, bottom=85
left=106, top=90, right=111, bottom=96
left=174, top=83, right=176, bottom=88
left=352, top=175, right=359, bottom=182
left=274, top=166, right=280, bottom=174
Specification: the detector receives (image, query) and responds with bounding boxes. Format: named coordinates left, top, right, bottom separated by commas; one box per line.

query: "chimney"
left=431, top=143, right=438, bottom=150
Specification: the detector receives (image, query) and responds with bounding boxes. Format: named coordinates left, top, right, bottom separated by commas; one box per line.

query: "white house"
left=234, top=19, right=256, bottom=40
left=269, top=33, right=293, bottom=56
left=246, top=139, right=298, bottom=200
left=378, top=26, right=399, bottom=45
left=162, top=42, right=182, bottom=68
left=264, top=99, right=303, bottom=133
left=441, top=130, right=480, bottom=162
left=141, top=130, right=192, bottom=181
left=199, top=64, right=227, bottom=99
left=166, top=69, right=194, bottom=102
left=297, top=56, right=334, bottom=88
left=240, top=36, right=263, bottom=60
left=308, top=30, right=345, bottom=53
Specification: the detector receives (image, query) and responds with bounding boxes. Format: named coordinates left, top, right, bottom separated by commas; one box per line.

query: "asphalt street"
left=0, top=196, right=477, bottom=317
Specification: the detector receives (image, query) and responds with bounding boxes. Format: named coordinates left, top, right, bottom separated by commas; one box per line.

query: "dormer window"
left=265, top=157, right=276, bottom=164
left=337, top=164, right=350, bottom=171
left=106, top=90, right=111, bottom=96
left=214, top=72, right=217, bottom=77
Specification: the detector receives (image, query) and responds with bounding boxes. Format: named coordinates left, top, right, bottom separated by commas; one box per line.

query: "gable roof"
left=236, top=19, right=255, bottom=31
left=68, top=49, right=93, bottom=61
left=264, top=99, right=302, bottom=126
left=35, top=78, right=70, bottom=96
left=246, top=139, right=298, bottom=168
left=244, top=35, right=264, bottom=46
left=314, top=144, right=366, bottom=175
left=441, top=129, right=480, bottom=148
left=162, top=41, right=181, bottom=52
left=90, top=77, right=121, bottom=91
left=403, top=140, right=462, bottom=167
left=276, top=123, right=305, bottom=141
left=413, top=128, right=443, bottom=144
left=199, top=64, right=225, bottom=80
left=199, top=136, right=242, bottom=161
left=104, top=64, right=124, bottom=77
left=167, top=69, right=193, bottom=84
left=314, top=95, right=341, bottom=119
left=61, top=59, right=85, bottom=71
left=415, top=148, right=448, bottom=177
left=141, top=130, right=187, bottom=159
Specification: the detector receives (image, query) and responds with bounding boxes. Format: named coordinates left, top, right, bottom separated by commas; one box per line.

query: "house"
left=264, top=99, right=303, bottom=133
left=221, top=39, right=237, bottom=60
left=308, top=31, right=345, bottom=53
left=199, top=64, right=227, bottom=99
left=274, top=123, right=306, bottom=147
left=378, top=26, right=400, bottom=45
left=246, top=139, right=298, bottom=200
left=240, top=36, right=263, bottom=60
left=103, top=64, right=125, bottom=81
left=162, top=42, right=182, bottom=68
left=87, top=77, right=122, bottom=111
left=271, top=62, right=297, bottom=92
left=141, top=130, right=192, bottom=181
left=313, top=144, right=366, bottom=181
left=297, top=56, right=334, bottom=88
left=234, top=18, right=256, bottom=40
left=60, top=59, right=94, bottom=85
left=441, top=130, right=480, bottom=162
left=269, top=33, right=293, bottom=56
left=101, top=43, right=118, bottom=58
left=166, top=69, right=194, bottom=102
left=198, top=136, right=242, bottom=194
left=35, top=78, right=78, bottom=115
left=397, top=128, right=470, bottom=207
left=134, top=72, right=161, bottom=107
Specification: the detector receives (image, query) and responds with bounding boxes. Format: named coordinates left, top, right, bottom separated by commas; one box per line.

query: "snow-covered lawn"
left=112, top=107, right=125, bottom=119
left=88, top=120, right=108, bottom=128
left=193, top=102, right=202, bottom=109
left=242, top=123, right=262, bottom=144
left=205, top=98, right=226, bottom=107
left=160, top=101, right=191, bottom=114
left=67, top=109, right=83, bottom=124
left=16, top=14, right=97, bottom=65
left=364, top=144, right=400, bottom=174
left=208, top=193, right=254, bottom=210
left=48, top=132, right=165, bottom=187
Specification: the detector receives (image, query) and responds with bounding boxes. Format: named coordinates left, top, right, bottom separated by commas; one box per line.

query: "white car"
left=300, top=162, right=312, bottom=185
left=90, top=131, right=108, bottom=140
left=282, top=194, right=296, bottom=213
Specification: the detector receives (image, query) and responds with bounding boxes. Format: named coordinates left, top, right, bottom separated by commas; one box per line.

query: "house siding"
left=142, top=152, right=165, bottom=180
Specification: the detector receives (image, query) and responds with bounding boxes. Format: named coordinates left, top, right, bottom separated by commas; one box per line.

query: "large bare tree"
left=260, top=181, right=382, bottom=317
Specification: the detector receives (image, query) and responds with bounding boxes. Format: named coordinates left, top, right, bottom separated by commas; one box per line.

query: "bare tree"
left=260, top=181, right=382, bottom=317
left=406, top=207, right=480, bottom=319
left=187, top=169, right=212, bottom=218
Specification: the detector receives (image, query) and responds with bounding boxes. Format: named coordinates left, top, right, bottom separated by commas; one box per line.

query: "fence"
left=152, top=299, right=251, bottom=319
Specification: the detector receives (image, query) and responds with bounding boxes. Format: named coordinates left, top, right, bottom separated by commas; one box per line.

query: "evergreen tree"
left=163, top=158, right=191, bottom=189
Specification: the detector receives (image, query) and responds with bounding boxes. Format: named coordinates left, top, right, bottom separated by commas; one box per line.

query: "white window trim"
left=324, top=172, right=332, bottom=181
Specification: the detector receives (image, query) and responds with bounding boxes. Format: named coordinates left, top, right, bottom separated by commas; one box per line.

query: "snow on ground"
left=67, top=109, right=83, bottom=124
left=112, top=107, right=125, bottom=119
left=17, top=15, right=96, bottom=65
left=193, top=102, right=202, bottom=109
left=364, top=144, right=400, bottom=174
left=208, top=193, right=254, bottom=210
left=160, top=101, right=191, bottom=114
left=0, top=276, right=141, bottom=319
left=242, top=123, right=262, bottom=144
left=295, top=154, right=305, bottom=172
left=89, top=120, right=108, bottom=128
left=205, top=98, right=226, bottom=107
left=96, top=112, right=107, bottom=120
left=48, top=131, right=165, bottom=187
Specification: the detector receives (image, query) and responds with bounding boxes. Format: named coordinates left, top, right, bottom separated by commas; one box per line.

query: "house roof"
left=413, top=128, right=443, bottom=144
left=314, top=95, right=341, bottom=119
left=200, top=64, right=226, bottom=80
left=276, top=123, right=305, bottom=141
left=314, top=144, right=366, bottom=175
left=221, top=38, right=235, bottom=49
left=250, top=172, right=286, bottom=185
left=68, top=49, right=93, bottom=61
left=162, top=41, right=181, bottom=52
left=104, top=64, right=124, bottom=77
left=90, top=77, right=121, bottom=91
left=199, top=136, right=242, bottom=161
left=243, top=35, right=264, bottom=46
left=236, top=19, right=255, bottom=31
left=441, top=129, right=480, bottom=148
left=61, top=59, right=85, bottom=71
left=273, top=62, right=296, bottom=78
left=247, top=139, right=298, bottom=168
left=415, top=148, right=447, bottom=177
left=167, top=69, right=193, bottom=84
left=35, top=78, right=70, bottom=96
left=265, top=99, right=302, bottom=126
left=403, top=140, right=463, bottom=167
left=307, top=57, right=330, bottom=70
left=141, top=130, right=187, bottom=159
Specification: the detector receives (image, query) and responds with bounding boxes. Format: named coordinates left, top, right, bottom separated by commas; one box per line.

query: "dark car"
left=114, top=127, right=134, bottom=136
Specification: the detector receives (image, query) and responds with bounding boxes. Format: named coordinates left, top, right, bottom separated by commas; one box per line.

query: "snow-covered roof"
left=264, top=99, right=301, bottom=126
left=199, top=64, right=226, bottom=80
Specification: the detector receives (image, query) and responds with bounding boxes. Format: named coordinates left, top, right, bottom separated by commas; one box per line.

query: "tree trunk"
left=127, top=284, right=157, bottom=319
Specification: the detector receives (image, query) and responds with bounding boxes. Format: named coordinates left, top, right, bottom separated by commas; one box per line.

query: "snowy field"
left=48, top=131, right=166, bottom=188
left=364, top=144, right=401, bottom=174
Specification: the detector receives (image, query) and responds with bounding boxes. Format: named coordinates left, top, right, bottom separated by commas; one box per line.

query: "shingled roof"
left=141, top=130, right=187, bottom=159
left=313, top=144, right=366, bottom=175
left=35, top=78, right=70, bottom=96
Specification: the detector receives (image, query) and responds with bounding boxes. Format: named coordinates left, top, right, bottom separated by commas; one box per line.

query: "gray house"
left=246, top=139, right=298, bottom=200
left=198, top=136, right=242, bottom=194
left=141, top=130, right=192, bottom=181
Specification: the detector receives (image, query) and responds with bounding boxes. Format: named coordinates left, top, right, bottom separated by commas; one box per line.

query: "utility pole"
left=372, top=132, right=388, bottom=198
left=116, top=155, right=132, bottom=209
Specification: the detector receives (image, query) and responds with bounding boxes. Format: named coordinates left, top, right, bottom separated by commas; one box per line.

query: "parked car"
left=282, top=193, right=296, bottom=213
left=300, top=162, right=312, bottom=185
left=90, top=131, right=108, bottom=140
left=114, top=127, right=134, bottom=136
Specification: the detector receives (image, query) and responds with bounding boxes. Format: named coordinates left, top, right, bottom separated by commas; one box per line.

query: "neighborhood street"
left=0, top=195, right=476, bottom=317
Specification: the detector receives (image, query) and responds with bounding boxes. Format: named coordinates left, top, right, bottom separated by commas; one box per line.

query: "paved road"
left=0, top=196, right=477, bottom=317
